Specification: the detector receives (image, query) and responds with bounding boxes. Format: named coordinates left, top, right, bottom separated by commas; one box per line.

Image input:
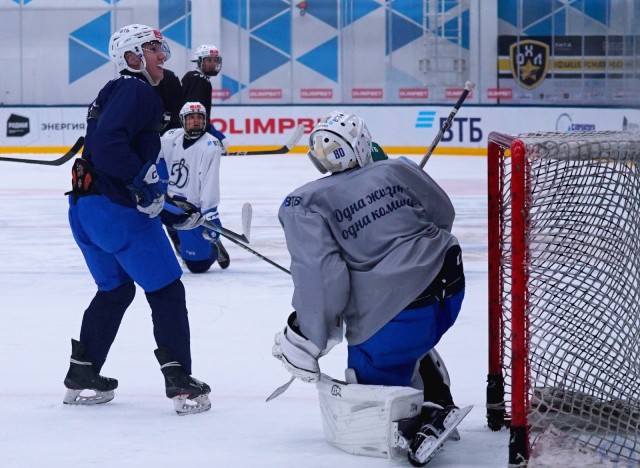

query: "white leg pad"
left=315, top=373, right=423, bottom=460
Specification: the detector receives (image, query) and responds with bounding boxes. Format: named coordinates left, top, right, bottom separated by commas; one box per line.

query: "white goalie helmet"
left=192, top=44, right=222, bottom=76
left=307, top=111, right=372, bottom=174
left=109, top=24, right=171, bottom=84
left=179, top=102, right=207, bottom=139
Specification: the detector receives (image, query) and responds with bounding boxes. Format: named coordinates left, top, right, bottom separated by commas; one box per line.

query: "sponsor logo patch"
left=510, top=39, right=549, bottom=89
left=7, top=114, right=30, bottom=137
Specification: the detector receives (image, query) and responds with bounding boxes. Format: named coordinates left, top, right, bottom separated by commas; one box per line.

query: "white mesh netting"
left=496, top=131, right=640, bottom=464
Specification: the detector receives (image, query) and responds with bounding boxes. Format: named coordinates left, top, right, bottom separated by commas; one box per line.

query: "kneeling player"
left=157, top=102, right=230, bottom=272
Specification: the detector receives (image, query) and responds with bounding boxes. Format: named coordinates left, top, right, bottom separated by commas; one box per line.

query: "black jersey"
left=181, top=70, right=212, bottom=121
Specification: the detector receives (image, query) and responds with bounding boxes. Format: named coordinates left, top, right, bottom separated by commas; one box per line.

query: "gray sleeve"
left=278, top=198, right=348, bottom=351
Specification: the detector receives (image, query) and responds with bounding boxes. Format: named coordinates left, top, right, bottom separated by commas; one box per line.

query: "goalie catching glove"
left=128, top=161, right=164, bottom=218
left=272, top=312, right=321, bottom=383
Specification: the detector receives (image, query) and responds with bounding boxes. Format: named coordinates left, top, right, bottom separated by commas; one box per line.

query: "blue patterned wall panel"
left=297, top=36, right=338, bottom=82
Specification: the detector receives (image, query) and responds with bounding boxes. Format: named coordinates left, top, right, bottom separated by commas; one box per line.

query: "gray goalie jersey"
left=278, top=157, right=459, bottom=351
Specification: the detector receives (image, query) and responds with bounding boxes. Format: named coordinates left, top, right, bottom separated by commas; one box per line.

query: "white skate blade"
left=413, top=405, right=473, bottom=464
left=63, top=388, right=114, bottom=405
left=172, top=393, right=211, bottom=416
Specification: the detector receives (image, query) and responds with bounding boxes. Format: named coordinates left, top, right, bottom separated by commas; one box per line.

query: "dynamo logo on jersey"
left=415, top=111, right=436, bottom=129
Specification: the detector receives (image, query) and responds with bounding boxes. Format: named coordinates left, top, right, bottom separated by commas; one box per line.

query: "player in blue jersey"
left=63, top=24, right=210, bottom=416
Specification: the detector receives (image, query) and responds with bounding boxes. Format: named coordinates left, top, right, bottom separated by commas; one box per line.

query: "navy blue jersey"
left=83, top=74, right=164, bottom=207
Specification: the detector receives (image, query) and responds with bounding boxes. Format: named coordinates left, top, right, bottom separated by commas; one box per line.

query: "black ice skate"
left=63, top=338, right=118, bottom=405
left=407, top=404, right=473, bottom=466
left=216, top=240, right=230, bottom=269
left=154, top=347, right=211, bottom=416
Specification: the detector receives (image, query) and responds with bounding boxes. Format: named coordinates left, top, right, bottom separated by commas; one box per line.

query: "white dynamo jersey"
left=158, top=128, right=223, bottom=213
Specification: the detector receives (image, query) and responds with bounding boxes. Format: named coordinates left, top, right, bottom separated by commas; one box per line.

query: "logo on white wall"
left=556, top=113, right=596, bottom=132
left=6, top=114, right=30, bottom=137
left=415, top=111, right=436, bottom=129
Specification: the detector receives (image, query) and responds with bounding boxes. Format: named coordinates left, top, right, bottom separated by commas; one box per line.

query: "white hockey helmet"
left=307, top=111, right=372, bottom=174
left=192, top=44, right=222, bottom=76
left=109, top=24, right=171, bottom=85
left=179, top=101, right=207, bottom=139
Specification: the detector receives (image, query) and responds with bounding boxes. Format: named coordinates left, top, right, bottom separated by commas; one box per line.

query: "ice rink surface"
left=0, top=153, right=513, bottom=467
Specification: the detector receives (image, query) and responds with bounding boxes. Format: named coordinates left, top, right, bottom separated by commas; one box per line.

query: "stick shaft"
left=162, top=200, right=290, bottom=274
left=419, top=81, right=475, bottom=169
left=224, top=125, right=304, bottom=156
left=0, top=136, right=84, bottom=166
left=220, top=232, right=291, bottom=275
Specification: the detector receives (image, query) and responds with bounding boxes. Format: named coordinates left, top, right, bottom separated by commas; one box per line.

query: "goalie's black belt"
left=406, top=245, right=465, bottom=309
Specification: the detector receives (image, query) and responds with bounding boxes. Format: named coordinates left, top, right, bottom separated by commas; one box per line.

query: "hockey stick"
left=0, top=136, right=85, bottom=166
left=162, top=200, right=291, bottom=274
left=419, top=81, right=475, bottom=169
left=220, top=233, right=291, bottom=275
left=163, top=200, right=250, bottom=244
left=240, top=202, right=252, bottom=242
left=266, top=376, right=295, bottom=402
left=223, top=124, right=305, bottom=156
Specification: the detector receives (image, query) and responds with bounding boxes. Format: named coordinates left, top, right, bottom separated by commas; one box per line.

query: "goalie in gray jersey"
left=272, top=111, right=466, bottom=464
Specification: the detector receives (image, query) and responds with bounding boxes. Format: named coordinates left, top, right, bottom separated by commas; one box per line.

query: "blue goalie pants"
left=68, top=195, right=192, bottom=373
left=347, top=290, right=464, bottom=388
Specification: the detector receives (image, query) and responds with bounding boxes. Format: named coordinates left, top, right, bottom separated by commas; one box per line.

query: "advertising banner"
left=2, top=105, right=639, bottom=156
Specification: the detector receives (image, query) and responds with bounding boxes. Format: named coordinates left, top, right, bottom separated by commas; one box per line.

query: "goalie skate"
left=407, top=405, right=473, bottom=466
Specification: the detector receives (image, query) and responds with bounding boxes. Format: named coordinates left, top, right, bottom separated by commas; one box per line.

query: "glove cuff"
left=203, top=207, right=220, bottom=222
left=284, top=312, right=321, bottom=358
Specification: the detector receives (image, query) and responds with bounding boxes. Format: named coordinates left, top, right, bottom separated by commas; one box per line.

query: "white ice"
left=0, top=153, right=513, bottom=467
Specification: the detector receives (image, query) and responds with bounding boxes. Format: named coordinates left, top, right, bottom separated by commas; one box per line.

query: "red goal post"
left=486, top=131, right=640, bottom=466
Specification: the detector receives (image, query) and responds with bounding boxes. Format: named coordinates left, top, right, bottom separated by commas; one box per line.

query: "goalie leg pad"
left=316, top=373, right=423, bottom=460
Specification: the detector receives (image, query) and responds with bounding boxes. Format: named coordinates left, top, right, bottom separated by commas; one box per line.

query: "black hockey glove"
left=160, top=196, right=203, bottom=230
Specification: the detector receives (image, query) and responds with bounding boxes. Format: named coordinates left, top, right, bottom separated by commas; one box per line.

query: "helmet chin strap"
left=197, top=65, right=214, bottom=79
left=184, top=130, right=204, bottom=139
left=140, top=62, right=161, bottom=87
left=124, top=55, right=161, bottom=87
left=141, top=69, right=160, bottom=86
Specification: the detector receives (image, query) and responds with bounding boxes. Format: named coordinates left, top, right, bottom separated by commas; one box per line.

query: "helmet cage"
left=179, top=102, right=207, bottom=139
left=192, top=45, right=222, bottom=76
left=307, top=112, right=372, bottom=174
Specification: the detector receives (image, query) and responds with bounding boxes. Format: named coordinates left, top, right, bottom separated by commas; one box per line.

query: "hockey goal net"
left=486, top=131, right=640, bottom=466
